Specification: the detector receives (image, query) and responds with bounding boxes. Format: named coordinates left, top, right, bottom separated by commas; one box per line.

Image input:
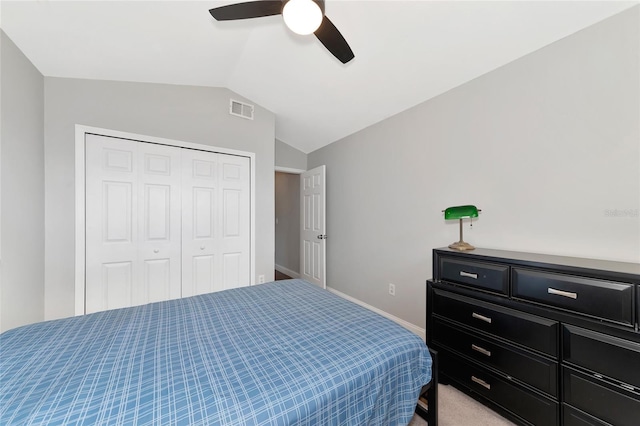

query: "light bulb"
left=283, top=0, right=323, bottom=35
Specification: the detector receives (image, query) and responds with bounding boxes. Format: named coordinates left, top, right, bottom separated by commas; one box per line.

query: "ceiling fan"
left=209, top=0, right=355, bottom=64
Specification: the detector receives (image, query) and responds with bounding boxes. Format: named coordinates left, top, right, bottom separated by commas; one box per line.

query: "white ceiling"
left=1, top=1, right=636, bottom=153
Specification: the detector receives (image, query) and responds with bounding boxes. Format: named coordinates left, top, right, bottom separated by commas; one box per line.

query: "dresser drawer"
left=563, top=325, right=640, bottom=389
left=512, top=268, right=634, bottom=326
left=441, top=351, right=559, bottom=426
left=432, top=289, right=559, bottom=357
left=433, top=318, right=558, bottom=397
left=439, top=257, right=509, bottom=295
left=563, top=405, right=610, bottom=426
left=563, top=366, right=640, bottom=426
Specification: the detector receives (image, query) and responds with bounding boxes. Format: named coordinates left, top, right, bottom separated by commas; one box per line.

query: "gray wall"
left=275, top=172, right=300, bottom=274
left=44, top=78, right=276, bottom=321
left=276, top=139, right=307, bottom=170
left=0, top=31, right=45, bottom=331
left=308, top=7, right=640, bottom=329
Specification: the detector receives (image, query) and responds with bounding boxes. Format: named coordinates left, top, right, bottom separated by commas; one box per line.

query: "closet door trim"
left=74, top=125, right=256, bottom=316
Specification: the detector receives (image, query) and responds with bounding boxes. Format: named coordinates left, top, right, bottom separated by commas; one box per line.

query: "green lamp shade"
left=444, top=205, right=479, bottom=220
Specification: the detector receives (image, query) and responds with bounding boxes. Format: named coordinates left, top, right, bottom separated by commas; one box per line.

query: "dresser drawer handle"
left=472, top=312, right=492, bottom=324
left=620, top=383, right=636, bottom=392
left=547, top=288, right=578, bottom=299
left=471, top=344, right=492, bottom=357
left=471, top=375, right=491, bottom=390
left=460, top=271, right=478, bottom=279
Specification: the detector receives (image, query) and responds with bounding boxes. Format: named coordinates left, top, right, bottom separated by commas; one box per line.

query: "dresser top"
left=435, top=247, right=640, bottom=281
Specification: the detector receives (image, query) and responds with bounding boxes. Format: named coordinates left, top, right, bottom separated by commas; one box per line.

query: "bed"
left=0, top=279, right=433, bottom=425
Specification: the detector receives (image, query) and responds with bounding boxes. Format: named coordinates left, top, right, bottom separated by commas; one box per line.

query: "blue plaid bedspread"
left=0, top=279, right=432, bottom=425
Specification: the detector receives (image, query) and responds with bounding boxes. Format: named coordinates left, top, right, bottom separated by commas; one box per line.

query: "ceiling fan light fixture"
left=283, top=0, right=323, bottom=35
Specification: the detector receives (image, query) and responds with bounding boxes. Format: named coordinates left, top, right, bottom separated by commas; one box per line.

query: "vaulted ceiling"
left=1, top=1, right=636, bottom=153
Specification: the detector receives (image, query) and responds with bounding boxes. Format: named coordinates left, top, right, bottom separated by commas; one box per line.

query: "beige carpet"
left=409, top=384, right=516, bottom=426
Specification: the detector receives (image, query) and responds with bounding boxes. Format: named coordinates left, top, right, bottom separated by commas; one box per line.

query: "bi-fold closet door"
left=85, top=134, right=250, bottom=314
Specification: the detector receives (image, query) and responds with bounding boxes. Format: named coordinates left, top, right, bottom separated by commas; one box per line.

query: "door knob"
left=153, top=249, right=159, bottom=253
left=317, top=235, right=327, bottom=240
left=200, top=246, right=205, bottom=250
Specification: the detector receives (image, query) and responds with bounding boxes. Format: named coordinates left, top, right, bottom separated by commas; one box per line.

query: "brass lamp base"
left=448, top=240, right=475, bottom=251
left=444, top=208, right=480, bottom=251
left=448, top=218, right=475, bottom=251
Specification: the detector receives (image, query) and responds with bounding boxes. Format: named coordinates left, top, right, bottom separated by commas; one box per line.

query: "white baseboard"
left=326, top=286, right=426, bottom=342
left=275, top=264, right=301, bottom=279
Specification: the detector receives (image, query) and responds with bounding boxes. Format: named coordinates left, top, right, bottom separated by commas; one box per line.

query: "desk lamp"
left=443, top=205, right=480, bottom=251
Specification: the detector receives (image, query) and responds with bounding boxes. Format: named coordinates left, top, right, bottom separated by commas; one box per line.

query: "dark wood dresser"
left=427, top=247, right=640, bottom=426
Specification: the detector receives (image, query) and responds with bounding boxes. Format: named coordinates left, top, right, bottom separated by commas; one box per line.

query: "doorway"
left=274, top=171, right=301, bottom=280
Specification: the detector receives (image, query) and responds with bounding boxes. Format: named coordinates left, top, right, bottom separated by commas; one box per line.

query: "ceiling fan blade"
left=314, top=16, right=354, bottom=64
left=209, top=1, right=283, bottom=21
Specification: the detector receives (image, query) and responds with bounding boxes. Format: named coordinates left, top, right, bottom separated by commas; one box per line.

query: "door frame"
left=274, top=166, right=305, bottom=280
left=74, top=125, right=256, bottom=316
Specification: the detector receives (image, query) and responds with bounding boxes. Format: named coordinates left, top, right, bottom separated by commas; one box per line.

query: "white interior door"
left=85, top=135, right=139, bottom=313
left=218, top=154, right=251, bottom=290
left=85, top=135, right=181, bottom=313
left=181, top=151, right=250, bottom=296
left=182, top=150, right=219, bottom=297
left=86, top=134, right=251, bottom=313
left=137, top=142, right=182, bottom=304
left=300, top=165, right=326, bottom=288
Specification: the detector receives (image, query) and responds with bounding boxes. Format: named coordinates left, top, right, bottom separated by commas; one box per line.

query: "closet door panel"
left=86, top=136, right=182, bottom=313
left=101, top=261, right=134, bottom=310
left=182, top=150, right=221, bottom=297
left=194, top=188, right=215, bottom=239
left=86, top=135, right=139, bottom=313
left=223, top=253, right=241, bottom=290
left=193, top=255, right=216, bottom=296
left=137, top=143, right=182, bottom=305
left=219, top=154, right=250, bottom=290
left=223, top=189, right=241, bottom=237
left=103, top=182, right=133, bottom=243
left=142, top=258, right=172, bottom=304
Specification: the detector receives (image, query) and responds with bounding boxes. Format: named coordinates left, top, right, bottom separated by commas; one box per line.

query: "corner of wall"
left=0, top=29, right=46, bottom=331
left=275, top=139, right=308, bottom=171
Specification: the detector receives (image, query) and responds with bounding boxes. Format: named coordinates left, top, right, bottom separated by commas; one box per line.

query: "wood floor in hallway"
left=274, top=270, right=292, bottom=281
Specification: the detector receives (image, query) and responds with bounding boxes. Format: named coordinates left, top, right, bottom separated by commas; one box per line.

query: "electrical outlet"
left=388, top=283, right=396, bottom=296
left=258, top=275, right=265, bottom=284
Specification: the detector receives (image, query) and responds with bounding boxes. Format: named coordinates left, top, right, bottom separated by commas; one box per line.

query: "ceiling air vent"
left=229, top=99, right=254, bottom=120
